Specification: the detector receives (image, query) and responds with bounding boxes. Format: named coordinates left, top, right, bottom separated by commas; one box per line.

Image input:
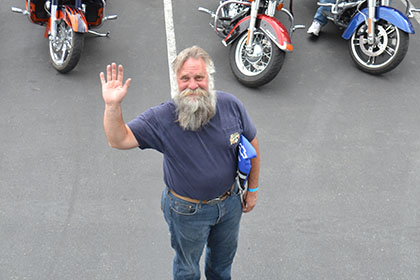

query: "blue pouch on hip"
left=237, top=135, right=257, bottom=189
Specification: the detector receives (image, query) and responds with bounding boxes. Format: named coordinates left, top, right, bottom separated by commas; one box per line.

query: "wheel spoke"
left=367, top=55, right=375, bottom=65
left=384, top=45, right=395, bottom=57
left=361, top=37, right=369, bottom=45
left=257, top=61, right=267, bottom=70
left=65, top=39, right=72, bottom=49
left=59, top=44, right=66, bottom=64
left=385, top=25, right=395, bottom=36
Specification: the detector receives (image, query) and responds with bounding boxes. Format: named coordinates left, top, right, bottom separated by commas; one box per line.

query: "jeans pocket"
left=170, top=199, right=198, bottom=216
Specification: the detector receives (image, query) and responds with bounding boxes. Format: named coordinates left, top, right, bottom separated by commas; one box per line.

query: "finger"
left=106, top=64, right=111, bottom=82
left=99, top=72, right=105, bottom=85
left=124, top=78, right=132, bottom=90
left=242, top=195, right=256, bottom=213
left=118, top=65, right=124, bottom=84
left=243, top=205, right=254, bottom=213
left=242, top=200, right=248, bottom=212
left=111, top=63, right=117, bottom=81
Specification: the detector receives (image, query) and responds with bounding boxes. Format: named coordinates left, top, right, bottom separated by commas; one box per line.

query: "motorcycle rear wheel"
left=49, top=20, right=84, bottom=73
left=229, top=30, right=285, bottom=88
left=348, top=20, right=409, bottom=75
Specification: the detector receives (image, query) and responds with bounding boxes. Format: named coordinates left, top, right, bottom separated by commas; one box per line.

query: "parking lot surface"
left=1, top=0, right=420, bottom=279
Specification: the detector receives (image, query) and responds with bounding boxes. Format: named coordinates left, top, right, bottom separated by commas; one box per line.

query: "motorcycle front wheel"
left=229, top=30, right=285, bottom=88
left=49, top=20, right=84, bottom=73
left=348, top=19, right=409, bottom=75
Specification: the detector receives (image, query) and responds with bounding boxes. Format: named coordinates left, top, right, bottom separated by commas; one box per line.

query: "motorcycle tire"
left=348, top=19, right=409, bottom=75
left=49, top=20, right=84, bottom=73
left=229, top=30, right=285, bottom=88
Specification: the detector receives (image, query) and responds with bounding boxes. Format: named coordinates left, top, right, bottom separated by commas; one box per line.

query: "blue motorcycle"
left=318, top=0, right=419, bottom=74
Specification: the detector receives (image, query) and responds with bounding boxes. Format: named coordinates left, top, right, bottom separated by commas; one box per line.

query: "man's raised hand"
left=100, top=63, right=131, bottom=106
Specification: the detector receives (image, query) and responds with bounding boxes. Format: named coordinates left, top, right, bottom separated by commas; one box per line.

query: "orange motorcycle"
left=12, top=0, right=117, bottom=73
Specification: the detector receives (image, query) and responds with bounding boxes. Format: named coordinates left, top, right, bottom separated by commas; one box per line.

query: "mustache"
left=179, top=87, right=207, bottom=98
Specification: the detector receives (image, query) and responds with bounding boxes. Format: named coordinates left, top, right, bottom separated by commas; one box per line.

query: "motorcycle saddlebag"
left=27, top=0, right=49, bottom=23
left=82, top=0, right=104, bottom=26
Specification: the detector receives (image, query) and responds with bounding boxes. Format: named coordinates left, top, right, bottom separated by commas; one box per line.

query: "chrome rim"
left=350, top=22, right=400, bottom=69
left=49, top=21, right=73, bottom=66
left=235, top=31, right=273, bottom=77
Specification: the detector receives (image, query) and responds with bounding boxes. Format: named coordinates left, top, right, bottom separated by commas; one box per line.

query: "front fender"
left=62, top=6, right=88, bottom=33
left=223, top=15, right=293, bottom=52
left=342, top=6, right=415, bottom=39
left=44, top=6, right=88, bottom=38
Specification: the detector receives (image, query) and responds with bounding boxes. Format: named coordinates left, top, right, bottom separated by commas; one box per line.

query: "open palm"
left=100, top=63, right=131, bottom=105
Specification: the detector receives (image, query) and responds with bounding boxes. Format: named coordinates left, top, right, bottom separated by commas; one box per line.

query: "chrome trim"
left=213, top=0, right=252, bottom=37
left=246, top=0, right=260, bottom=51
left=406, top=0, right=420, bottom=18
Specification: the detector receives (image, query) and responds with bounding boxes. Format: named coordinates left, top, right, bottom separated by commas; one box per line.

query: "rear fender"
left=223, top=15, right=293, bottom=52
left=342, top=6, right=415, bottom=40
left=44, top=6, right=88, bottom=38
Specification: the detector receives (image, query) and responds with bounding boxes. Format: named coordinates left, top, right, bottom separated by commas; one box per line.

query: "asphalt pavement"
left=1, top=0, right=420, bottom=279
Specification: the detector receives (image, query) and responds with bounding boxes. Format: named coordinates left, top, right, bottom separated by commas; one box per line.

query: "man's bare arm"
left=100, top=63, right=138, bottom=149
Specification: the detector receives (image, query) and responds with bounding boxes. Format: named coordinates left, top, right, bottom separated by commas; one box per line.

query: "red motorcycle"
left=199, top=0, right=304, bottom=88
left=12, top=0, right=117, bottom=73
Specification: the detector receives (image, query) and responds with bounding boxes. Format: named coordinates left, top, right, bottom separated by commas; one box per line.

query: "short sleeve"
left=126, top=107, right=165, bottom=153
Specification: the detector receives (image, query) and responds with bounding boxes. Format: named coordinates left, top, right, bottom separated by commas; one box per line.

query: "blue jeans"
left=314, top=0, right=335, bottom=26
left=161, top=183, right=243, bottom=280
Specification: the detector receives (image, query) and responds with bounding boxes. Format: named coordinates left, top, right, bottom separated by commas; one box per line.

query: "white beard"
left=173, top=87, right=217, bottom=131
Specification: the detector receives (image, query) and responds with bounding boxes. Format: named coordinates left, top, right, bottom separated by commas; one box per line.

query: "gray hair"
left=172, top=46, right=216, bottom=78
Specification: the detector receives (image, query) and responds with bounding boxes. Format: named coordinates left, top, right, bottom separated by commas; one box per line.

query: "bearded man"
left=100, top=46, right=260, bottom=280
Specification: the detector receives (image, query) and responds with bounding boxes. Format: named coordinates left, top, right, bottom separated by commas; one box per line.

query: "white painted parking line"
left=163, top=0, right=177, bottom=98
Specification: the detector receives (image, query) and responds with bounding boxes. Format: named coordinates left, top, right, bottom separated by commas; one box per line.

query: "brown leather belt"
left=169, top=185, right=234, bottom=205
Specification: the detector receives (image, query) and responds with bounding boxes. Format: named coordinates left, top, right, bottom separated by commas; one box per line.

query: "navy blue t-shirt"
left=127, top=91, right=256, bottom=200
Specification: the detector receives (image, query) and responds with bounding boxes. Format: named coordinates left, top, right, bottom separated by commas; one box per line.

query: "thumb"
left=99, top=72, right=105, bottom=86
left=124, top=78, right=132, bottom=90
